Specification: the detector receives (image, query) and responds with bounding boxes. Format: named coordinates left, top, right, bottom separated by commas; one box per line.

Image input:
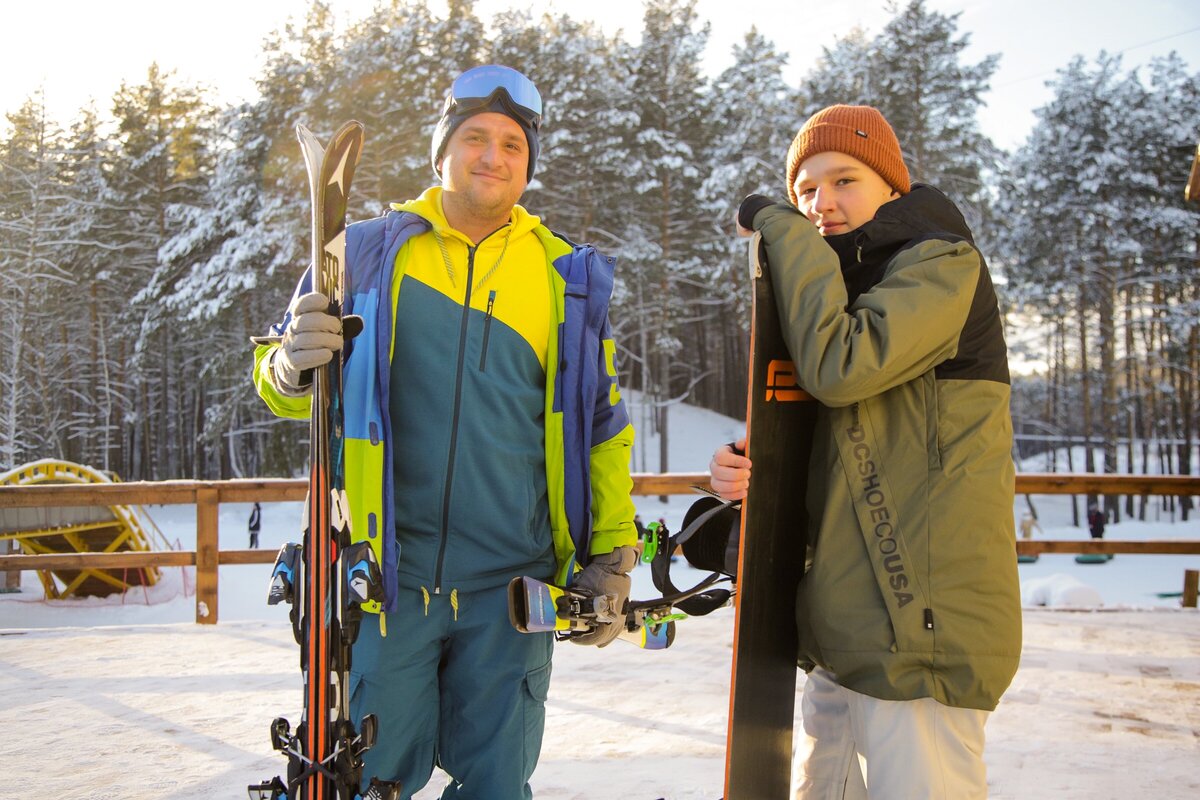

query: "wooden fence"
left=1, top=473, right=1198, bottom=623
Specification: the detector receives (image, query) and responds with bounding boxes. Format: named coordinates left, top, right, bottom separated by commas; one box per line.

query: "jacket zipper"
left=479, top=290, right=496, bottom=371
left=433, top=243, right=477, bottom=594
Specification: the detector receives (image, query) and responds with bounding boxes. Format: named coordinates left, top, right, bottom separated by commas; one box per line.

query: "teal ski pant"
left=350, top=584, right=554, bottom=799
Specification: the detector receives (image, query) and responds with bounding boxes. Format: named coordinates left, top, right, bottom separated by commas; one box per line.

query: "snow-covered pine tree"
left=489, top=9, right=634, bottom=250
left=48, top=106, right=125, bottom=473
left=110, top=64, right=216, bottom=479
left=1136, top=54, right=1200, bottom=519
left=996, top=52, right=1200, bottom=521
left=341, top=0, right=446, bottom=215
left=618, top=0, right=711, bottom=474
left=698, top=28, right=800, bottom=418
left=0, top=96, right=72, bottom=470
left=800, top=27, right=874, bottom=110
left=870, top=0, right=1000, bottom=218
left=157, top=100, right=298, bottom=478
left=799, top=1, right=1000, bottom=235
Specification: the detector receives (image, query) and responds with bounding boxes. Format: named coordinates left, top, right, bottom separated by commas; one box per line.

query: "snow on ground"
left=2, top=399, right=1199, bottom=798
left=2, top=607, right=1197, bottom=799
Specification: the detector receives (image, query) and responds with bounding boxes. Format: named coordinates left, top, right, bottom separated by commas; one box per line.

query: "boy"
left=711, top=105, right=1021, bottom=799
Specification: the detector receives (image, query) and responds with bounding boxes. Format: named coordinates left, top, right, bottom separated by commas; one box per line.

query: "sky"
left=2, top=0, right=1198, bottom=151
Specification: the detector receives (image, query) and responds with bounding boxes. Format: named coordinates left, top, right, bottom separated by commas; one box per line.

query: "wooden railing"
left=1, top=473, right=1198, bottom=623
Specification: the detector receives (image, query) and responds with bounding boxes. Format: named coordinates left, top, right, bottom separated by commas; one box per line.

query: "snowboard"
left=723, top=232, right=818, bottom=799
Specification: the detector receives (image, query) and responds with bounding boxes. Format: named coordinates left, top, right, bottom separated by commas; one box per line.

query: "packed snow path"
left=2, top=608, right=1196, bottom=799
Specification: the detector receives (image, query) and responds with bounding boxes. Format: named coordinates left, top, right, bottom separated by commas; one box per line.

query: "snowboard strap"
left=832, top=401, right=932, bottom=645
left=643, top=498, right=739, bottom=616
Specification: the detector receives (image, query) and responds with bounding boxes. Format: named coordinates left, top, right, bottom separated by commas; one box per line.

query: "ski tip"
left=334, top=119, right=365, bottom=138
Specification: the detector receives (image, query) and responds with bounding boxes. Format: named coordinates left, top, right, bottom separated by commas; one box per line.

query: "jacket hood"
left=822, top=183, right=977, bottom=306
left=855, top=183, right=974, bottom=262
left=390, top=186, right=542, bottom=244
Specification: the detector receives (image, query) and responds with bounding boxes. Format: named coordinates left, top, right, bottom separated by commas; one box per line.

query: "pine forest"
left=0, top=0, right=1197, bottom=514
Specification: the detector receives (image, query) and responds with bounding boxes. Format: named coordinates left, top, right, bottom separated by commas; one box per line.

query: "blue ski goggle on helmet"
left=446, top=65, right=543, bottom=132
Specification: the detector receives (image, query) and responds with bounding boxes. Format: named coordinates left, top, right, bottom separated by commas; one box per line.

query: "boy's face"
left=792, top=151, right=898, bottom=236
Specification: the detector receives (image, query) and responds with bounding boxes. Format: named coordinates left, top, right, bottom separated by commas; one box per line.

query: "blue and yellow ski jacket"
left=254, top=189, right=637, bottom=613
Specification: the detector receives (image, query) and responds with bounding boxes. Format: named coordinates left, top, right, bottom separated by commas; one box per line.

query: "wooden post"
left=2, top=538, right=20, bottom=592
left=1183, top=570, right=1199, bottom=609
left=195, top=487, right=220, bottom=624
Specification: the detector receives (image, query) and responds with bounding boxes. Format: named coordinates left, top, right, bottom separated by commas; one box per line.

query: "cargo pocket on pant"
left=521, top=658, right=553, bottom=781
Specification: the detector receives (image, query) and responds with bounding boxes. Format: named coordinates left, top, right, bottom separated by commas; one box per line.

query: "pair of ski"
left=249, top=122, right=398, bottom=800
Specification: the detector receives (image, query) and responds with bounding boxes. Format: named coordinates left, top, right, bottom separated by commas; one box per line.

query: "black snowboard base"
left=723, top=233, right=817, bottom=799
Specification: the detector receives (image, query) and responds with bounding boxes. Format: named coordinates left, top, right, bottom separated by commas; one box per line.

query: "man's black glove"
left=738, top=194, right=776, bottom=232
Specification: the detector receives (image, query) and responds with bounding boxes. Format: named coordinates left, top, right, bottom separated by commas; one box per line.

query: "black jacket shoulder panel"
left=846, top=185, right=1010, bottom=385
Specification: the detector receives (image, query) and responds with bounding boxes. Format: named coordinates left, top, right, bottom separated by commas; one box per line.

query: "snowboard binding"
left=506, top=502, right=742, bottom=650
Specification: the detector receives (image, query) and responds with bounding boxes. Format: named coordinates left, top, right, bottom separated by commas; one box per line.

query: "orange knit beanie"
left=785, top=105, right=911, bottom=205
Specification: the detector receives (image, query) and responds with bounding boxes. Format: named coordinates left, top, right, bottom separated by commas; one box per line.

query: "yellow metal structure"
left=0, top=460, right=163, bottom=599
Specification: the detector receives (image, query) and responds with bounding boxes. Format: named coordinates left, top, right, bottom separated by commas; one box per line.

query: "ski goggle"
left=446, top=65, right=543, bottom=131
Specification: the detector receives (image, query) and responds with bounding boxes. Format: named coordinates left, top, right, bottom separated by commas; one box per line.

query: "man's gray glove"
left=271, top=291, right=343, bottom=394
left=569, top=545, right=639, bottom=648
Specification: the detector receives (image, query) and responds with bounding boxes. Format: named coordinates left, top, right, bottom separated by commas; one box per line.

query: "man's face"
left=438, top=111, right=529, bottom=221
left=792, top=151, right=897, bottom=236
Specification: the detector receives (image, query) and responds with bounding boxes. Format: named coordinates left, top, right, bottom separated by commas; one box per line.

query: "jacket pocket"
left=922, top=372, right=942, bottom=470
left=521, top=656, right=553, bottom=778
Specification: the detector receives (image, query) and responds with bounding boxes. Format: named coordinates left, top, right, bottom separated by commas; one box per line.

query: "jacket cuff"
left=268, top=349, right=312, bottom=398
left=738, top=194, right=776, bottom=231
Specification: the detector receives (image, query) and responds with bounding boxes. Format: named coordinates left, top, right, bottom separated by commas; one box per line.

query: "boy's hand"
left=709, top=438, right=752, bottom=500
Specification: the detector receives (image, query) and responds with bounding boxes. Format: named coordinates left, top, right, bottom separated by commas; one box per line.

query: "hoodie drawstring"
left=419, top=586, right=459, bottom=622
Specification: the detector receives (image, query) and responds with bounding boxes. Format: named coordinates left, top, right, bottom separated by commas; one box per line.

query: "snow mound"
left=1021, top=573, right=1104, bottom=608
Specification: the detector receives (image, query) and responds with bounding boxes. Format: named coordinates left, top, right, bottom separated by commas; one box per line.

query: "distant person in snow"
left=252, top=65, right=638, bottom=798
left=709, top=104, right=1021, bottom=799
left=247, top=501, right=261, bottom=549
left=1019, top=511, right=1043, bottom=540
left=1087, top=503, right=1106, bottom=539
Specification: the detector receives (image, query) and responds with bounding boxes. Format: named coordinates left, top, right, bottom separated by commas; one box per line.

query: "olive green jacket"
left=748, top=185, right=1021, bottom=711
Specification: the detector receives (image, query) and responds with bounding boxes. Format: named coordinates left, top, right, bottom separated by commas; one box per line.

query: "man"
left=253, top=65, right=639, bottom=799
left=710, top=105, right=1021, bottom=798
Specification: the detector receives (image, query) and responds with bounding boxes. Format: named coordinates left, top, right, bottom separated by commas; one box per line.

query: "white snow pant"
left=794, top=667, right=990, bottom=800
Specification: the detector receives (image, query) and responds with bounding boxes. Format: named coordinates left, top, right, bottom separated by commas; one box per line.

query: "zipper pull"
left=480, top=290, right=496, bottom=371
